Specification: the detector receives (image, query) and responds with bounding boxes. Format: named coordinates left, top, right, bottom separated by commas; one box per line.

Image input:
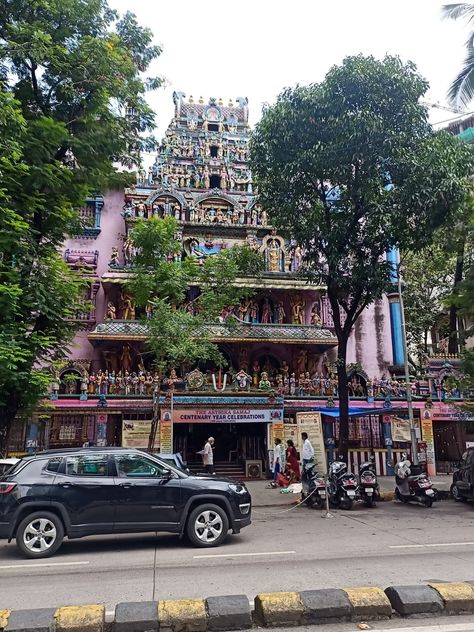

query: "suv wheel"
left=451, top=483, right=465, bottom=502
left=186, top=503, right=229, bottom=548
left=16, top=511, right=64, bottom=559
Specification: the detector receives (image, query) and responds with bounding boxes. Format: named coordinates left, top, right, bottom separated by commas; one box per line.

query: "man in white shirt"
left=301, top=432, right=314, bottom=466
left=201, top=437, right=215, bottom=474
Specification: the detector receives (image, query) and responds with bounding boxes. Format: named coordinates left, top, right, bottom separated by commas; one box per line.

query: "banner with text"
left=174, top=408, right=283, bottom=424
left=421, top=417, right=436, bottom=476
left=160, top=413, right=173, bottom=453
left=296, top=411, right=327, bottom=473
left=391, top=417, right=412, bottom=443
left=122, top=419, right=153, bottom=448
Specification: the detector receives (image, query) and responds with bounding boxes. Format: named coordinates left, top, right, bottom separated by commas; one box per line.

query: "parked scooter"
left=328, top=457, right=358, bottom=510
left=358, top=456, right=380, bottom=507
left=394, top=453, right=435, bottom=507
left=301, top=462, right=327, bottom=508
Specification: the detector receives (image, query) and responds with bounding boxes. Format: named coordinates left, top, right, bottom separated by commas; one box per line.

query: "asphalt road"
left=272, top=618, right=474, bottom=632
left=1, top=501, right=474, bottom=612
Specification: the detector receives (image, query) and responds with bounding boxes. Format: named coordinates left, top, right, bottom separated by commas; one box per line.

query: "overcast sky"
left=110, top=0, right=470, bottom=144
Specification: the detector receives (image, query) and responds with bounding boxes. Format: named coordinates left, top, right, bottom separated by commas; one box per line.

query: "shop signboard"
left=122, top=419, right=153, bottom=448
left=421, top=416, right=436, bottom=476
left=174, top=408, right=283, bottom=424
left=431, top=402, right=474, bottom=422
left=159, top=411, right=173, bottom=453
left=296, top=411, right=327, bottom=473
left=391, top=417, right=412, bottom=442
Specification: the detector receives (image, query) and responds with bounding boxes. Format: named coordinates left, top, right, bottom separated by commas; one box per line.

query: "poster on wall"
left=296, top=411, right=327, bottom=473
left=159, top=410, right=173, bottom=453
left=122, top=419, right=153, bottom=448
left=96, top=414, right=107, bottom=447
left=421, top=417, right=436, bottom=476
left=391, top=417, right=411, bottom=443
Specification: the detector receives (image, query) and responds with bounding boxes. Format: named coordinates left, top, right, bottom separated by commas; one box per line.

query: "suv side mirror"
left=161, top=468, right=173, bottom=480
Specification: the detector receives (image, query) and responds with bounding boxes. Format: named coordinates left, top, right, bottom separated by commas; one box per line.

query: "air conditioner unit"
left=245, top=459, right=262, bottom=479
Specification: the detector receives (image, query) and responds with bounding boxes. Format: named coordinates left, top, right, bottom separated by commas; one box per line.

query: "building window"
left=210, top=174, right=221, bottom=189
left=77, top=195, right=104, bottom=238
left=208, top=123, right=219, bottom=132
left=210, top=145, right=218, bottom=158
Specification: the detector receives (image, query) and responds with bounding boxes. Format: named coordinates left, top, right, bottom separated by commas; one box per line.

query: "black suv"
left=0, top=448, right=251, bottom=558
left=451, top=447, right=474, bottom=502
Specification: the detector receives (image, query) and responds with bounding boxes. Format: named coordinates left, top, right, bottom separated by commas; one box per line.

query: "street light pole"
left=397, top=263, right=419, bottom=466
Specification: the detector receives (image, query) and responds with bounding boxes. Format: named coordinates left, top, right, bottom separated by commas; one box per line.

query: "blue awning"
left=309, top=406, right=409, bottom=418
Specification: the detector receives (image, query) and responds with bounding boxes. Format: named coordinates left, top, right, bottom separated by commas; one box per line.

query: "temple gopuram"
left=11, top=93, right=473, bottom=478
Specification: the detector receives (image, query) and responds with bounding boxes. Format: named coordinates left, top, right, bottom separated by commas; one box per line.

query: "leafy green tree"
left=402, top=243, right=455, bottom=361
left=442, top=3, right=474, bottom=106
left=251, top=55, right=473, bottom=460
left=128, top=216, right=264, bottom=447
left=0, top=0, right=161, bottom=452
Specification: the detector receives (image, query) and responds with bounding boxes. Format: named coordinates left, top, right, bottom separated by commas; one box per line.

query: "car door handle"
left=58, top=482, right=75, bottom=488
left=118, top=482, right=136, bottom=488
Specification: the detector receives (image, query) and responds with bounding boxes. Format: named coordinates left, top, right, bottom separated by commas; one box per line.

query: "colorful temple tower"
left=32, top=92, right=454, bottom=478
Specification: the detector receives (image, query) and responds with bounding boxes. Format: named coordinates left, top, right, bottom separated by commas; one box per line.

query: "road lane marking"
left=390, top=542, right=474, bottom=549
left=0, top=561, right=90, bottom=570
left=371, top=624, right=474, bottom=632
left=193, top=550, right=296, bottom=559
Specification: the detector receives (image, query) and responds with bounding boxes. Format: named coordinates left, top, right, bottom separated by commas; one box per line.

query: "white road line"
left=193, top=550, right=296, bottom=559
left=371, top=624, right=474, bottom=632
left=0, top=561, right=90, bottom=570
left=390, top=542, right=474, bottom=549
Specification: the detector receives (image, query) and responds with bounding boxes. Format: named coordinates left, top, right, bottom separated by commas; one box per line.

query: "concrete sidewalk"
left=247, top=474, right=453, bottom=508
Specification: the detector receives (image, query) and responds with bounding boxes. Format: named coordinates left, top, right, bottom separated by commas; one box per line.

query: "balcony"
left=88, top=319, right=338, bottom=348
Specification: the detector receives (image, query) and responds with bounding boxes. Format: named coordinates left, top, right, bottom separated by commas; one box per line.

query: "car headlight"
left=229, top=483, right=247, bottom=495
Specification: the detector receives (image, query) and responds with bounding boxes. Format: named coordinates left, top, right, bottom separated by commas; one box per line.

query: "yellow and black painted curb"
left=1, top=581, right=474, bottom=630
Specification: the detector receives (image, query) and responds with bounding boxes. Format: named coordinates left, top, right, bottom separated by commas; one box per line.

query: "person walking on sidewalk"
left=286, top=439, right=301, bottom=481
left=199, top=437, right=215, bottom=475
left=301, top=432, right=314, bottom=466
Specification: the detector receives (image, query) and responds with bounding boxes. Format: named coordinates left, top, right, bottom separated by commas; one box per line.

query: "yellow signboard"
left=296, top=411, right=327, bottom=473
left=160, top=418, right=173, bottom=454
left=122, top=419, right=153, bottom=448
left=421, top=417, right=436, bottom=476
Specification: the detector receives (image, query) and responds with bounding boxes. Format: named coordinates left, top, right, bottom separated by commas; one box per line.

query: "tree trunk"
left=448, top=240, right=465, bottom=355
left=336, top=336, right=350, bottom=463
left=0, top=405, right=19, bottom=455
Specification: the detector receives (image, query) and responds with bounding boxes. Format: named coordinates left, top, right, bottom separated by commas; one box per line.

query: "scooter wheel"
left=340, top=497, right=353, bottom=510
left=364, top=498, right=375, bottom=508
left=304, top=496, right=316, bottom=508
left=424, top=496, right=433, bottom=508
left=313, top=495, right=324, bottom=509
left=395, top=488, right=409, bottom=503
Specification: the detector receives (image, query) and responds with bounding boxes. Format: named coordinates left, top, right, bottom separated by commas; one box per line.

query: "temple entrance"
left=173, top=422, right=267, bottom=477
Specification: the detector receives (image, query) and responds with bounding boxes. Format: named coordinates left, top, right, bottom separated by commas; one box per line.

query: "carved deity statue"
left=121, top=345, right=132, bottom=373
left=234, top=369, right=252, bottom=391
left=267, top=239, right=281, bottom=272
left=296, top=350, right=308, bottom=377
left=310, top=303, right=322, bottom=326
left=258, top=371, right=271, bottom=391
left=276, top=301, right=286, bottom=325
left=109, top=246, right=120, bottom=267
left=261, top=298, right=273, bottom=324
left=105, top=301, right=116, bottom=320
left=291, top=296, right=305, bottom=325
left=121, top=291, right=136, bottom=320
